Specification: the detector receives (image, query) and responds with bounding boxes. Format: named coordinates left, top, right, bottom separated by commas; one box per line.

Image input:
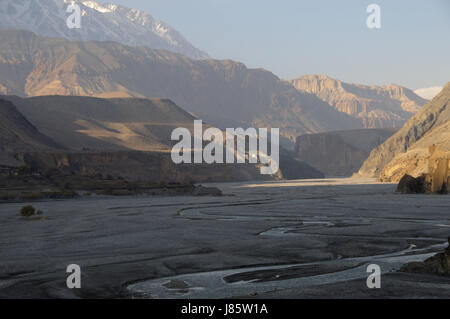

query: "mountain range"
left=0, top=94, right=324, bottom=181
left=0, top=0, right=208, bottom=59
left=290, top=75, right=427, bottom=129
left=0, top=29, right=363, bottom=144
left=0, top=29, right=428, bottom=146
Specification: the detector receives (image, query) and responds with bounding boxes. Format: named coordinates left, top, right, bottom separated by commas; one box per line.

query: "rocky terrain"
left=387, top=145, right=450, bottom=193
left=0, top=31, right=428, bottom=145
left=17, top=151, right=282, bottom=184
left=401, top=238, right=450, bottom=276
left=1, top=179, right=450, bottom=299
left=0, top=95, right=323, bottom=185
left=290, top=74, right=427, bottom=129
left=0, top=98, right=61, bottom=166
left=357, top=83, right=450, bottom=179
left=295, top=129, right=397, bottom=177
left=3, top=95, right=197, bottom=152
left=0, top=0, right=208, bottom=59
left=0, top=29, right=367, bottom=143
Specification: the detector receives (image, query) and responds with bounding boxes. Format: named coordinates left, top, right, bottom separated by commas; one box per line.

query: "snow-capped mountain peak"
left=81, top=1, right=115, bottom=13
left=0, top=0, right=209, bottom=60
left=414, top=86, right=444, bottom=100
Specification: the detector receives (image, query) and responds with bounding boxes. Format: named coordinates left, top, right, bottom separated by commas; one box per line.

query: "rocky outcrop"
left=425, top=146, right=450, bottom=193
left=400, top=238, right=450, bottom=276
left=394, top=146, right=450, bottom=194
left=290, top=74, right=426, bottom=129
left=295, top=129, right=397, bottom=177
left=358, top=83, right=450, bottom=178
left=396, top=174, right=426, bottom=194
left=18, top=151, right=277, bottom=184
left=18, top=150, right=324, bottom=184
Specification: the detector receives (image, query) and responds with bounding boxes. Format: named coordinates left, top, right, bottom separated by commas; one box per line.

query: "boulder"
left=400, top=237, right=450, bottom=276
left=395, top=146, right=450, bottom=194
left=193, top=186, right=223, bottom=197
left=396, top=174, right=425, bottom=194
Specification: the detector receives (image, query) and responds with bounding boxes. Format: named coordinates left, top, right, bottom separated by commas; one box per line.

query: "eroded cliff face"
left=290, top=74, right=426, bottom=129
left=387, top=146, right=450, bottom=194
left=295, top=129, right=396, bottom=177
left=425, top=147, right=450, bottom=193
left=18, top=149, right=326, bottom=183
left=18, top=151, right=278, bottom=184
left=358, top=83, right=450, bottom=178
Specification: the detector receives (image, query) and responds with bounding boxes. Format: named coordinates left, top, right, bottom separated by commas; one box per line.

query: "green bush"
left=20, top=205, right=36, bottom=217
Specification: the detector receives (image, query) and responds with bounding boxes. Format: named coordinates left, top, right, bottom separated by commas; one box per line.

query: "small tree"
left=20, top=205, right=36, bottom=217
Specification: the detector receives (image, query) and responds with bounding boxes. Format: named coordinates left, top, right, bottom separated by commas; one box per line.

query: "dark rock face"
left=18, top=151, right=276, bottom=184
left=400, top=238, right=450, bottom=276
left=396, top=174, right=425, bottom=194
left=296, top=129, right=396, bottom=177
left=279, top=149, right=325, bottom=179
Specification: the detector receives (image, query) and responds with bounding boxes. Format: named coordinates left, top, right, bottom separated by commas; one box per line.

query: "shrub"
left=20, top=205, right=36, bottom=217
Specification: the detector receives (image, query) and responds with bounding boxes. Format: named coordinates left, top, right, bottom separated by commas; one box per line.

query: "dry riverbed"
left=0, top=178, right=449, bottom=298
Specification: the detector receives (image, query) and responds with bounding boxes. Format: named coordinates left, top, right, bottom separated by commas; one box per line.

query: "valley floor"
left=0, top=178, right=449, bottom=299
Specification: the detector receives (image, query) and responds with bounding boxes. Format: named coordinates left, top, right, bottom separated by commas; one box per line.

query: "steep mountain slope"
left=290, top=75, right=427, bottom=129
left=3, top=95, right=197, bottom=152
left=0, top=0, right=208, bottom=60
left=0, top=98, right=61, bottom=165
left=358, top=83, right=450, bottom=179
left=295, top=129, right=397, bottom=177
left=0, top=29, right=361, bottom=143
left=2, top=95, right=324, bottom=180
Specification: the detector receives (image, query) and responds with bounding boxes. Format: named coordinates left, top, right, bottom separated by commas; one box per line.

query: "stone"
left=396, top=174, right=425, bottom=194
left=400, top=240, right=450, bottom=276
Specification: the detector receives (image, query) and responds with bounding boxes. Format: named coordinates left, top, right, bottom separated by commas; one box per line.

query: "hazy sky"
left=109, top=0, right=450, bottom=89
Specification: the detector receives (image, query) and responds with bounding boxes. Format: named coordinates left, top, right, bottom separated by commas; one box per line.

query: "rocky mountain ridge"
left=0, top=29, right=363, bottom=143
left=290, top=74, right=427, bottom=129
